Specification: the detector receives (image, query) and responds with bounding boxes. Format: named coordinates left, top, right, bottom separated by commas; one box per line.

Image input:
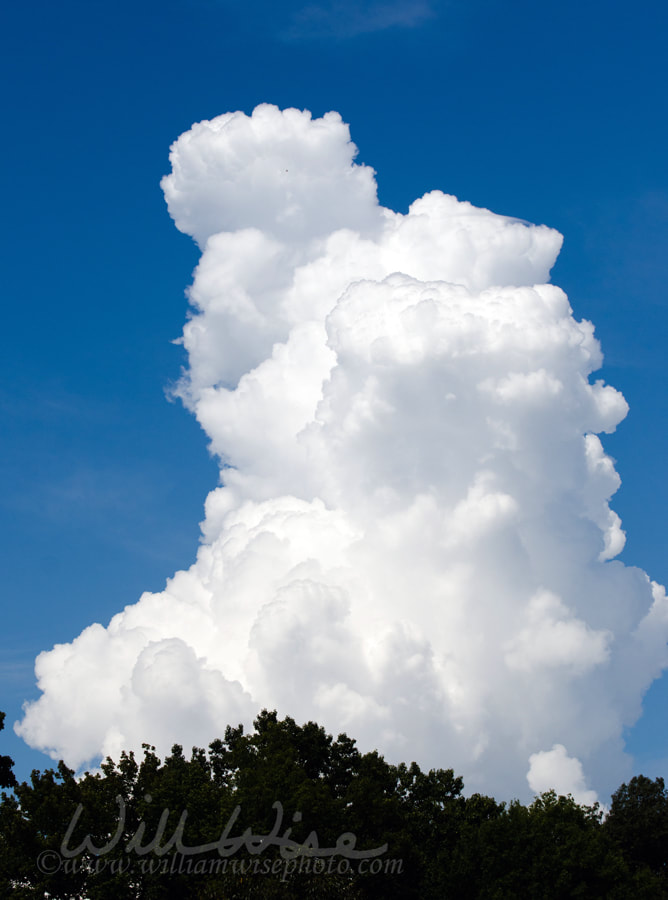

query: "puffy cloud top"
left=17, top=106, right=668, bottom=804
left=162, top=104, right=381, bottom=247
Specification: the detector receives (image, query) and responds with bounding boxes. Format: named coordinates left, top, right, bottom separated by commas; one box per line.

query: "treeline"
left=1, top=709, right=668, bottom=898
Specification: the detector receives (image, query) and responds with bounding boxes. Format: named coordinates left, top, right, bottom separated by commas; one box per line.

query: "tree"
left=605, top=775, right=668, bottom=895
left=0, top=712, right=659, bottom=898
left=0, top=711, right=17, bottom=790
left=444, top=789, right=635, bottom=898
left=1, top=712, right=429, bottom=898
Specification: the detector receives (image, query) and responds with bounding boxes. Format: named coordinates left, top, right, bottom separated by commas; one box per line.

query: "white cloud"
left=527, top=745, right=599, bottom=807
left=504, top=590, right=611, bottom=675
left=17, top=105, right=668, bottom=804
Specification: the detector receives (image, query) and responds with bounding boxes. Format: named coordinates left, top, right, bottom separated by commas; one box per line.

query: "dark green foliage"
left=443, top=791, right=625, bottom=899
left=604, top=775, right=668, bottom=896
left=0, top=711, right=17, bottom=790
left=0, top=710, right=665, bottom=898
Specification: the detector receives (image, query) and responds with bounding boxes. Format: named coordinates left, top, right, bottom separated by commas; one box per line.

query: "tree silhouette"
left=0, top=711, right=17, bottom=790
left=0, top=711, right=661, bottom=898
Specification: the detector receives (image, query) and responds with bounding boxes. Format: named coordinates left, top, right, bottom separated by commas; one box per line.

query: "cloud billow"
left=18, top=104, right=668, bottom=804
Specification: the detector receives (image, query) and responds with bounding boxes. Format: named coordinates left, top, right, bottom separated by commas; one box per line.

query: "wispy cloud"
left=0, top=650, right=40, bottom=690
left=282, top=0, right=437, bottom=40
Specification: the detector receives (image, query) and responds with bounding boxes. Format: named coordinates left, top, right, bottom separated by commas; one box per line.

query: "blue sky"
left=2, top=0, right=667, bottom=792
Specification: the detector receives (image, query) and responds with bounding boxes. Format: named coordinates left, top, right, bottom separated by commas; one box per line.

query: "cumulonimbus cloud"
left=17, top=104, right=668, bottom=803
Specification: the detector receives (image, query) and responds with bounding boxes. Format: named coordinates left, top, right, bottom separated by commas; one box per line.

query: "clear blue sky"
left=2, top=0, right=667, bottom=791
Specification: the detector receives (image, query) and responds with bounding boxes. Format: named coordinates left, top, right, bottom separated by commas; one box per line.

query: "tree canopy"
left=1, top=710, right=667, bottom=898
left=0, top=712, right=17, bottom=790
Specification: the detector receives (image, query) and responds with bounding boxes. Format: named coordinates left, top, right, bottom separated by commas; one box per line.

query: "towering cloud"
left=18, top=105, right=668, bottom=803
